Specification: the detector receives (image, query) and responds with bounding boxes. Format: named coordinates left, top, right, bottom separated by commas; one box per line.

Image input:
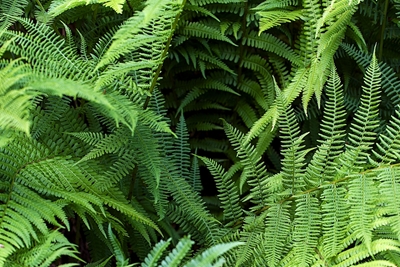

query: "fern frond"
left=304, top=66, right=346, bottom=185
left=263, top=202, right=291, bottom=267
left=48, top=0, right=126, bottom=16
left=245, top=67, right=308, bottom=143
left=3, top=17, right=89, bottom=80
left=177, top=79, right=239, bottom=112
left=0, top=78, right=34, bottom=141
left=334, top=239, right=400, bottom=267
left=373, top=109, right=400, bottom=164
left=289, top=193, right=320, bottom=266
left=376, top=167, right=400, bottom=241
left=107, top=224, right=130, bottom=266
left=348, top=173, right=377, bottom=252
left=183, top=241, right=242, bottom=267
left=339, top=52, right=381, bottom=171
left=320, top=184, right=349, bottom=258
left=234, top=214, right=266, bottom=267
left=244, top=32, right=302, bottom=66
left=276, top=85, right=308, bottom=193
left=257, top=9, right=303, bottom=34
left=253, top=0, right=298, bottom=10
left=302, top=0, right=360, bottom=109
left=189, top=151, right=202, bottom=192
left=166, top=182, right=220, bottom=245
left=179, top=21, right=236, bottom=46
left=159, top=238, right=193, bottom=267
left=341, top=43, right=400, bottom=106
left=3, top=230, right=80, bottom=267
left=0, top=0, right=27, bottom=30
left=223, top=120, right=268, bottom=210
left=140, top=239, right=171, bottom=267
left=174, top=114, right=192, bottom=184
left=197, top=156, right=243, bottom=224
left=96, top=0, right=183, bottom=70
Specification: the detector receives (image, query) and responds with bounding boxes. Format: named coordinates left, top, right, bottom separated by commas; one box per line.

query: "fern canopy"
left=2, top=0, right=400, bottom=266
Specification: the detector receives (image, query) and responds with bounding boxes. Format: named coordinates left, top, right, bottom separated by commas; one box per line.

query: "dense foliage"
left=1, top=0, right=400, bottom=266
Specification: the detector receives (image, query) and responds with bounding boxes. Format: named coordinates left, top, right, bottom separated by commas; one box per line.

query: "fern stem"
left=378, top=0, right=390, bottom=61
left=143, top=0, right=186, bottom=109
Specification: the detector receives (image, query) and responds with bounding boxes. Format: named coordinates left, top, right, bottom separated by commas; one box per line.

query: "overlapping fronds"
left=197, top=156, right=243, bottom=224
left=0, top=131, right=159, bottom=264
left=2, top=0, right=400, bottom=265
left=203, top=52, right=400, bottom=266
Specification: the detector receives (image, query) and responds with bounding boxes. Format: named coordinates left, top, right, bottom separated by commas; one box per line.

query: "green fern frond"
left=234, top=213, right=266, bottom=267
left=240, top=53, right=272, bottom=78
left=244, top=32, right=302, bottom=66
left=177, top=79, right=239, bottom=111
left=174, top=114, right=191, bottom=184
left=3, top=230, right=80, bottom=267
left=234, top=100, right=258, bottom=128
left=320, top=184, right=349, bottom=258
left=257, top=9, right=303, bottom=34
left=85, top=256, right=113, bottom=267
left=289, top=193, right=321, bottom=266
left=139, top=235, right=240, bottom=267
left=341, top=43, right=400, bottom=106
left=47, top=0, right=126, bottom=17
left=223, top=120, right=268, bottom=209
left=253, top=0, right=298, bottom=10
left=0, top=63, right=34, bottom=142
left=107, top=224, right=130, bottom=266
left=179, top=22, right=237, bottom=46
left=197, top=155, right=243, bottom=224
left=0, top=125, right=162, bottom=262
left=346, top=21, right=367, bottom=52
left=376, top=167, right=400, bottom=241
left=263, top=202, right=291, bottom=267
left=276, top=85, right=308, bottom=193
left=237, top=77, right=269, bottom=110
left=373, top=109, right=400, bottom=164
left=140, top=239, right=171, bottom=267
left=188, top=0, right=243, bottom=7
left=184, top=4, right=221, bottom=21
left=0, top=0, right=27, bottom=30
left=334, top=239, right=400, bottom=267
left=189, top=151, right=203, bottom=192
left=304, top=66, right=346, bottom=185
left=339, top=52, right=381, bottom=171
left=244, top=67, right=308, bottom=143
left=2, top=17, right=89, bottom=80
left=183, top=241, right=242, bottom=267
left=96, top=0, right=183, bottom=70
left=348, top=173, right=377, bottom=252
left=166, top=182, right=220, bottom=245
left=302, top=0, right=360, bottom=109
left=159, top=237, right=193, bottom=267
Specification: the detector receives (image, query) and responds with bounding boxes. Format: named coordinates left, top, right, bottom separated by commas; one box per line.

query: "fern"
left=197, top=51, right=400, bottom=266
left=2, top=0, right=400, bottom=265
left=48, top=0, right=127, bottom=16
